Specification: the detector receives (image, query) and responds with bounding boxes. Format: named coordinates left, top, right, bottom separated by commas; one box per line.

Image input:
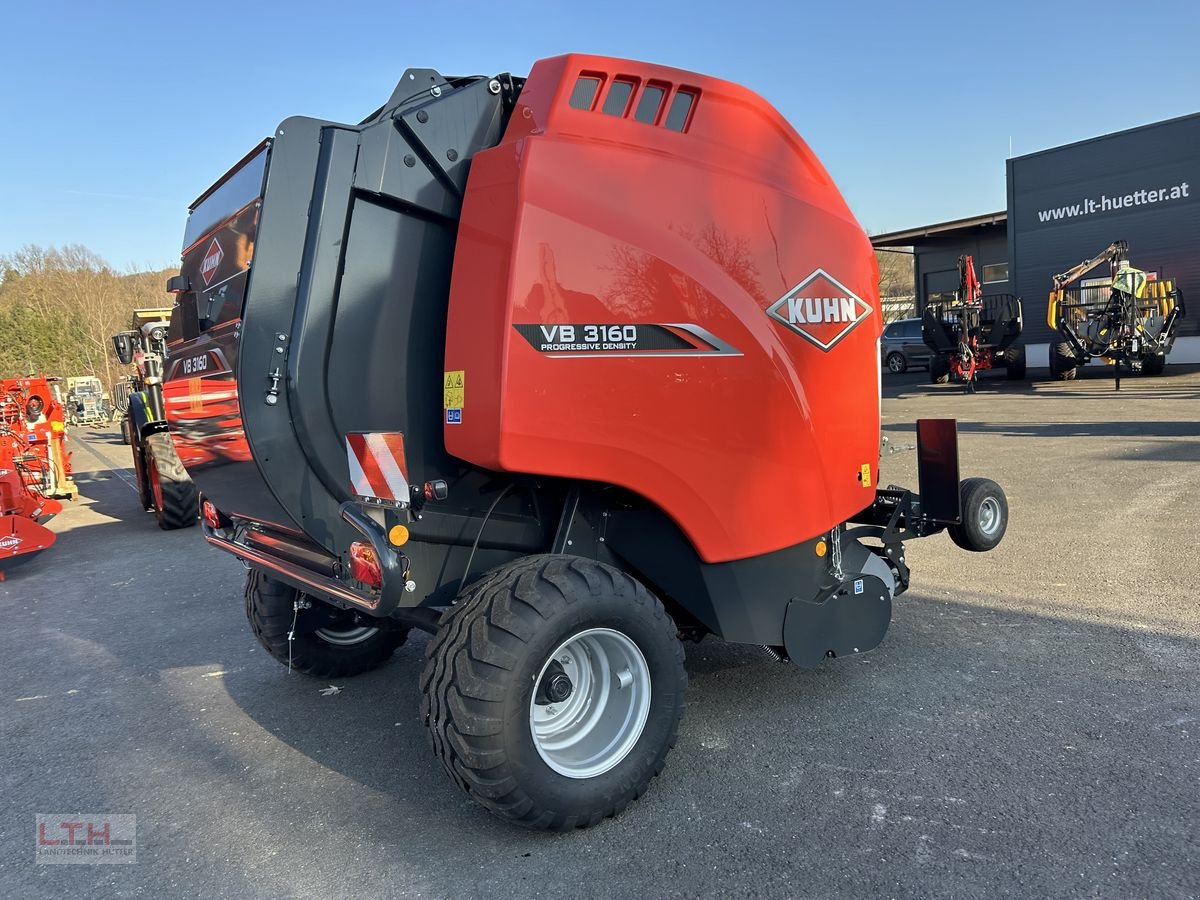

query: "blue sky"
left=1, top=0, right=1197, bottom=271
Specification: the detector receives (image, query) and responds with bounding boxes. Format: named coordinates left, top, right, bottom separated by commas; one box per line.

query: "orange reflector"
left=201, top=500, right=221, bottom=529
left=815, top=540, right=827, bottom=557
left=349, top=541, right=382, bottom=588
left=388, top=524, right=410, bottom=546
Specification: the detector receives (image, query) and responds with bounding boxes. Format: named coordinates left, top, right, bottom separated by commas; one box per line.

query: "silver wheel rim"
left=315, top=624, right=379, bottom=646
left=530, top=628, right=651, bottom=779
left=978, top=496, right=1002, bottom=536
left=888, top=354, right=904, bottom=372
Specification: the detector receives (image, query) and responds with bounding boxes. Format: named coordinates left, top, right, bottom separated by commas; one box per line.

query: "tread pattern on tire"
left=1050, top=341, right=1077, bottom=381
left=145, top=432, right=199, bottom=530
left=419, top=554, right=686, bottom=830
left=244, top=570, right=406, bottom=678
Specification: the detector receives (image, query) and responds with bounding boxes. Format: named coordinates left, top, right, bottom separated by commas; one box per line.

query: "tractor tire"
left=1049, top=341, right=1077, bottom=381
left=130, top=432, right=155, bottom=512
left=120, top=417, right=132, bottom=445
left=420, top=555, right=687, bottom=830
left=1142, top=354, right=1166, bottom=376
left=244, top=569, right=408, bottom=678
left=929, top=357, right=950, bottom=384
left=1005, top=346, right=1027, bottom=380
left=949, top=477, right=1008, bottom=553
left=885, top=352, right=908, bottom=374
left=144, top=432, right=198, bottom=530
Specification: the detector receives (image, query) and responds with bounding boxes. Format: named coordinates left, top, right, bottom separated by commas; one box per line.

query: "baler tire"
left=1050, top=341, right=1077, bottom=381
left=244, top=570, right=407, bottom=678
left=420, top=554, right=686, bottom=831
left=949, top=477, right=1008, bottom=553
left=144, top=432, right=198, bottom=530
left=930, top=357, right=950, bottom=384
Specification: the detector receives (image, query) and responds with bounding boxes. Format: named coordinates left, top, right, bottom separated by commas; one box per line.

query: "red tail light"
left=201, top=500, right=221, bottom=529
left=349, top=541, right=382, bottom=588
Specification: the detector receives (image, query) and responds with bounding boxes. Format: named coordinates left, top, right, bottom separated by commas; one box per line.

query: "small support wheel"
left=949, top=477, right=1008, bottom=552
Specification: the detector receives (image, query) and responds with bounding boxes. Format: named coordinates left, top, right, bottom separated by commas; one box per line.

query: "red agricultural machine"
left=165, top=54, right=1010, bottom=829
left=921, top=255, right=1025, bottom=391
left=0, top=376, right=75, bottom=577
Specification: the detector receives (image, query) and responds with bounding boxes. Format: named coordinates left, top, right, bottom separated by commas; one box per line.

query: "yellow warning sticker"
left=860, top=463, right=872, bottom=488
left=443, top=370, right=465, bottom=409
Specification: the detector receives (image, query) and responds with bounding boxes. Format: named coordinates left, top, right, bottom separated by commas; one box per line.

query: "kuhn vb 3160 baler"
left=165, top=55, right=1009, bottom=829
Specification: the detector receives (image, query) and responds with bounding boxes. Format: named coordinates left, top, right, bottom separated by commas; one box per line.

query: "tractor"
left=110, top=310, right=198, bottom=529
left=64, top=375, right=112, bottom=427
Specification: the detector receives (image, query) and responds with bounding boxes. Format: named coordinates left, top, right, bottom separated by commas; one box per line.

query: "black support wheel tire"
left=948, top=477, right=1008, bottom=552
left=120, top=417, right=132, bottom=445
left=244, top=569, right=408, bottom=678
left=1004, top=345, right=1027, bottom=380
left=420, top=554, right=687, bottom=830
left=144, top=432, right=198, bottom=530
left=929, top=356, right=950, bottom=384
left=1049, top=341, right=1078, bottom=381
left=1141, top=354, right=1166, bottom=376
left=885, top=352, right=908, bottom=374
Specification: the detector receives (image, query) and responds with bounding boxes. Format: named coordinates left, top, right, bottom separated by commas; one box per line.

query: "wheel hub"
left=978, top=496, right=1001, bottom=536
left=529, top=628, right=651, bottom=780
left=545, top=671, right=574, bottom=703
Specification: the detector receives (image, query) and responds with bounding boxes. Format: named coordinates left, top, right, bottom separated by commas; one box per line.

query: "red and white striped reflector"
left=345, top=432, right=409, bottom=506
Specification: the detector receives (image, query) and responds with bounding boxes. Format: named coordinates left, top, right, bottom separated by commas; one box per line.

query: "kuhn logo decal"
left=0, top=535, right=21, bottom=550
left=766, top=269, right=871, bottom=351
left=200, top=238, right=224, bottom=286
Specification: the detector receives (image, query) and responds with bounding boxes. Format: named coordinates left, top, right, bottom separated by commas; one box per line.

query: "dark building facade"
left=874, top=112, right=1200, bottom=358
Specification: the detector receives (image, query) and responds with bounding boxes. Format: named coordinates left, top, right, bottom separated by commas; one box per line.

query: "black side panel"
left=605, top=508, right=835, bottom=645
left=234, top=76, right=514, bottom=560
left=326, top=201, right=459, bottom=489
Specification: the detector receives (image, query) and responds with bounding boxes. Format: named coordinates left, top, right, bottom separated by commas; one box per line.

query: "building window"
left=982, top=262, right=1008, bottom=283
left=928, top=291, right=957, bottom=305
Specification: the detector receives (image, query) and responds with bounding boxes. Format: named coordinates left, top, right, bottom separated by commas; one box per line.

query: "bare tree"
left=0, top=244, right=177, bottom=390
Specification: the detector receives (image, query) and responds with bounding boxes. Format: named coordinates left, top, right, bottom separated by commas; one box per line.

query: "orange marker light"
left=388, top=524, right=410, bottom=546
left=815, top=540, right=827, bottom=557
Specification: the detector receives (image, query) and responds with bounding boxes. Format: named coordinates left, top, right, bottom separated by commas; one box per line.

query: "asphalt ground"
left=2, top=365, right=1198, bottom=899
